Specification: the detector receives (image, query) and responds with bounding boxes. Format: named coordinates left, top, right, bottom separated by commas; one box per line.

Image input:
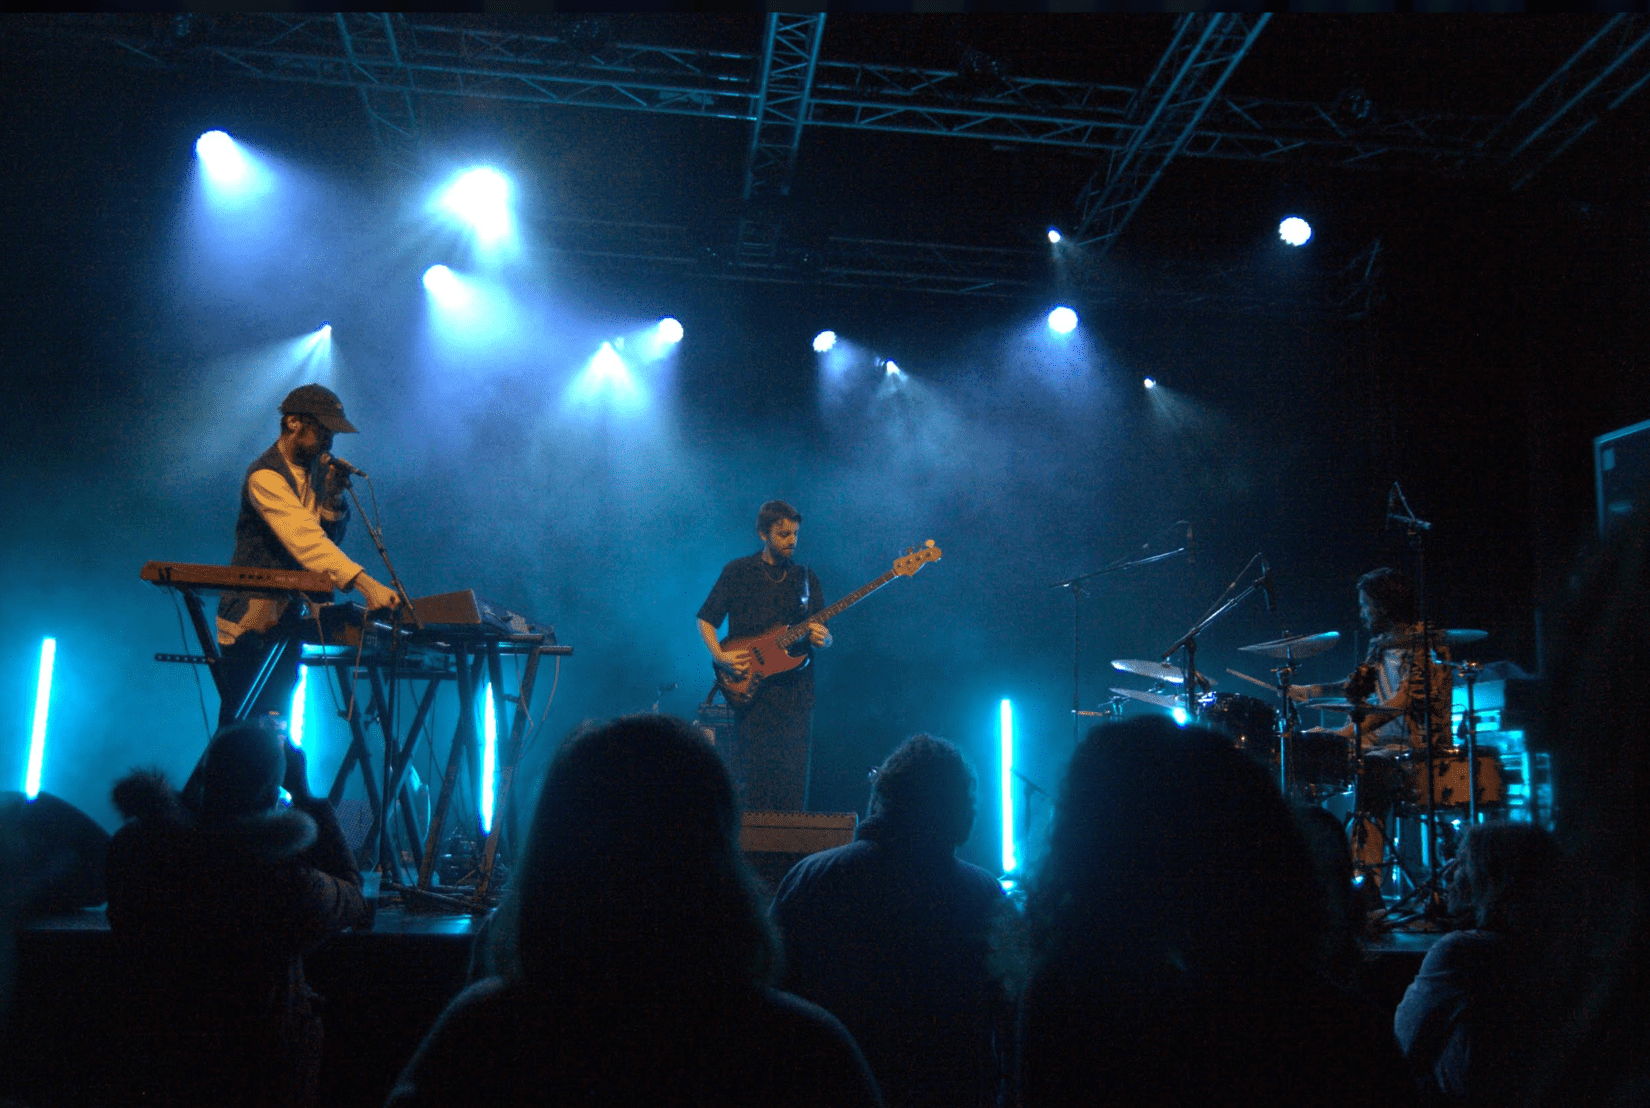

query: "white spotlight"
left=657, top=317, right=684, bottom=344
left=1047, top=228, right=1062, bottom=245
left=1279, top=216, right=1312, bottom=247
left=812, top=330, right=837, bottom=354
left=1143, top=377, right=1157, bottom=390
left=1047, top=306, right=1078, bottom=334
left=884, top=360, right=901, bottom=377
left=439, top=167, right=513, bottom=244
left=195, top=130, right=249, bottom=184
left=319, top=323, right=332, bottom=337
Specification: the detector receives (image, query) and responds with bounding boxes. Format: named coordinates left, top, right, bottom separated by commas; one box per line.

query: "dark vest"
left=216, top=444, right=347, bottom=629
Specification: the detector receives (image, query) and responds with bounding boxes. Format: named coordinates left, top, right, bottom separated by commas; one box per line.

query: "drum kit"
left=1107, top=624, right=1508, bottom=909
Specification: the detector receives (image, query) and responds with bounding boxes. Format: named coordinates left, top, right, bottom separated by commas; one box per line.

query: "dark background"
left=2, top=15, right=1646, bottom=874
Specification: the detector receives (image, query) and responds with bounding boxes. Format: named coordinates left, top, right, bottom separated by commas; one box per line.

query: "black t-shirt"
left=697, top=552, right=824, bottom=642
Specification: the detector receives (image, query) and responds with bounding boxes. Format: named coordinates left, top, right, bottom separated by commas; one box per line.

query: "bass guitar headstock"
left=894, top=539, right=942, bottom=577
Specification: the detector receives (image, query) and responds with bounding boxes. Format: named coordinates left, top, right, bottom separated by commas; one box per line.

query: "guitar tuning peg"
left=924, top=539, right=935, bottom=547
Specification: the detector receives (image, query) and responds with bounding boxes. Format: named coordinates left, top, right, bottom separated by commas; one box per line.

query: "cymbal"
left=1238, top=631, right=1341, bottom=659
left=1385, top=628, right=1488, bottom=649
left=1110, top=659, right=1213, bottom=686
left=1440, top=659, right=1535, bottom=681
left=1110, top=686, right=1183, bottom=710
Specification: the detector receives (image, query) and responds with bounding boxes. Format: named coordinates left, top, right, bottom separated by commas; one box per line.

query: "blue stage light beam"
left=1144, top=377, right=1157, bottom=390
left=1047, top=306, right=1079, bottom=334
left=657, top=318, right=684, bottom=345
left=1171, top=706, right=1190, bottom=726
left=564, top=341, right=643, bottom=413
left=884, top=360, right=901, bottom=377
left=1000, top=698, right=1017, bottom=875
left=1279, top=216, right=1313, bottom=246
left=25, top=638, right=56, bottom=799
left=438, top=167, right=513, bottom=248
left=289, top=665, right=308, bottom=748
left=195, top=131, right=249, bottom=185
left=1047, top=228, right=1062, bottom=244
left=481, top=682, right=497, bottom=834
left=813, top=331, right=837, bottom=353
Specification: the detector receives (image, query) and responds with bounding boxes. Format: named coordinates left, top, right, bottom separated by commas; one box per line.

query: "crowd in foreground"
left=73, top=510, right=1650, bottom=1106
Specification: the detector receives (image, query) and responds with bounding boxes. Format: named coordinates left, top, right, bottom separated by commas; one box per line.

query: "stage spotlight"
left=1047, top=306, right=1078, bottom=334
left=25, top=638, right=55, bottom=799
left=884, top=360, right=901, bottom=377
left=439, top=167, right=512, bottom=245
left=319, top=323, right=331, bottom=337
left=1143, top=377, right=1157, bottom=390
left=195, top=130, right=249, bottom=185
left=422, top=263, right=461, bottom=300
left=1047, top=228, right=1062, bottom=245
left=1279, top=216, right=1312, bottom=247
left=813, top=330, right=837, bottom=354
left=288, top=666, right=308, bottom=749
left=657, top=317, right=684, bottom=345
left=1171, top=706, right=1189, bottom=726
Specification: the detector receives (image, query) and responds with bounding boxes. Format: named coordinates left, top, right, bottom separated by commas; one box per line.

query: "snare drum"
left=1197, top=693, right=1279, bottom=763
left=1399, top=748, right=1505, bottom=810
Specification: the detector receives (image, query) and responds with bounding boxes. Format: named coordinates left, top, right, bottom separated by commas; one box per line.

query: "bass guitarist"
left=696, top=499, right=831, bottom=811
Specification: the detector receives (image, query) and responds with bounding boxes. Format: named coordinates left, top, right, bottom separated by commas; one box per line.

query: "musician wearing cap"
left=214, top=384, right=401, bottom=726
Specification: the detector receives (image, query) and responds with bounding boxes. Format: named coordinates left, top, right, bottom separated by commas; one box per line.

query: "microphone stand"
left=341, top=474, right=423, bottom=881
left=1051, top=541, right=1187, bottom=746
left=1157, top=554, right=1268, bottom=720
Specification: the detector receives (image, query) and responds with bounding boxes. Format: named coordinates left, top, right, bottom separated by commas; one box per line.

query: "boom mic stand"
left=1157, top=554, right=1269, bottom=720
left=1051, top=523, right=1190, bottom=745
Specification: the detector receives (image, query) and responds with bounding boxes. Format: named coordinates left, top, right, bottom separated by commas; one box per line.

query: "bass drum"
left=1400, top=749, right=1505, bottom=810
left=1197, top=693, right=1279, bottom=763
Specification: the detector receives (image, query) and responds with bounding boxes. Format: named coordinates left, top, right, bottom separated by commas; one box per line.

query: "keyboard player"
left=215, top=384, right=400, bottom=726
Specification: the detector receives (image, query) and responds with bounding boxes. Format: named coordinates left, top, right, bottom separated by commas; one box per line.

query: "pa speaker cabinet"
left=740, top=810, right=857, bottom=895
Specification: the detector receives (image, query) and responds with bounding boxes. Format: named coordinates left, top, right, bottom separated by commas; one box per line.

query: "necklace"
left=760, top=560, right=790, bottom=584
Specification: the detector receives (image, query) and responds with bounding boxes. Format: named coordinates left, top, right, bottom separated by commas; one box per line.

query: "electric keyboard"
left=140, top=561, right=334, bottom=597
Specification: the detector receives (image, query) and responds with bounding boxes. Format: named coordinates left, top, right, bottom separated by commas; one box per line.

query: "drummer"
left=1288, top=567, right=1453, bottom=754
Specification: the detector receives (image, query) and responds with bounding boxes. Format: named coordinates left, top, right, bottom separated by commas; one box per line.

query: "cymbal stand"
left=1157, top=553, right=1268, bottom=720
left=1458, top=661, right=1482, bottom=825
left=1273, top=646, right=1301, bottom=798
left=1051, top=533, right=1188, bottom=745
left=1378, top=483, right=1451, bottom=925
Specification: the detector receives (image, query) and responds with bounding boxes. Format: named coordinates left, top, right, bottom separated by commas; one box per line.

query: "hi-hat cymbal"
left=1110, top=687, right=1183, bottom=710
left=1300, top=698, right=1368, bottom=714
left=1238, top=631, right=1342, bottom=659
left=1110, top=659, right=1213, bottom=686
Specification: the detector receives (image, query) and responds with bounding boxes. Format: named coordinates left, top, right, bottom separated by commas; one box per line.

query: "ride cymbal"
left=1237, top=631, right=1341, bottom=659
left=1109, top=687, right=1184, bottom=710
left=1110, top=658, right=1213, bottom=686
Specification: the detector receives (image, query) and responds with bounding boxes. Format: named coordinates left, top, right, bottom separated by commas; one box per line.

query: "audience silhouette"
left=105, top=721, right=367, bottom=1108
left=770, top=734, right=1009, bottom=1108
left=1013, top=717, right=1416, bottom=1108
left=384, top=713, right=882, bottom=1108
left=1394, top=820, right=1575, bottom=1106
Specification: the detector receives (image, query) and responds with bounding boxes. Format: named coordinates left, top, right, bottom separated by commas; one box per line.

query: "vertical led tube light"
left=25, top=638, right=56, bottom=799
left=288, top=665, right=308, bottom=747
left=1000, top=698, right=1017, bottom=874
left=481, top=682, right=497, bottom=834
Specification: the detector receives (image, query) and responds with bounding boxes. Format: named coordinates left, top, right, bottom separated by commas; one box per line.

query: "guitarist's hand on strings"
left=806, top=621, right=832, bottom=648
left=715, top=646, right=753, bottom=679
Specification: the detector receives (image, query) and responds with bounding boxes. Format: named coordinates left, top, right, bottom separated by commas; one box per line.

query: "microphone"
left=1260, top=559, right=1277, bottom=613
left=320, top=453, right=368, bottom=479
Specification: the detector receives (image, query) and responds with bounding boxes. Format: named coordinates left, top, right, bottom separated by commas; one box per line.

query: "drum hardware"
left=1051, top=524, right=1191, bottom=745
left=1111, top=658, right=1215, bottom=687
left=1382, top=628, right=1488, bottom=650
left=1237, top=630, right=1343, bottom=659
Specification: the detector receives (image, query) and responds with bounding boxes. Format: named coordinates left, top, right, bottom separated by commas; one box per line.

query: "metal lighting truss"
left=737, top=14, right=826, bottom=267
left=1073, top=14, right=1271, bottom=254
left=43, top=12, right=1650, bottom=304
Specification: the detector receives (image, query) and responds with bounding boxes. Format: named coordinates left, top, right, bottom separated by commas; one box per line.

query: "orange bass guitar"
left=715, top=541, right=942, bottom=706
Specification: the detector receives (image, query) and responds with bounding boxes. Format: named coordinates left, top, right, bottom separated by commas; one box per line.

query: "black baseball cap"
left=279, top=384, right=357, bottom=433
